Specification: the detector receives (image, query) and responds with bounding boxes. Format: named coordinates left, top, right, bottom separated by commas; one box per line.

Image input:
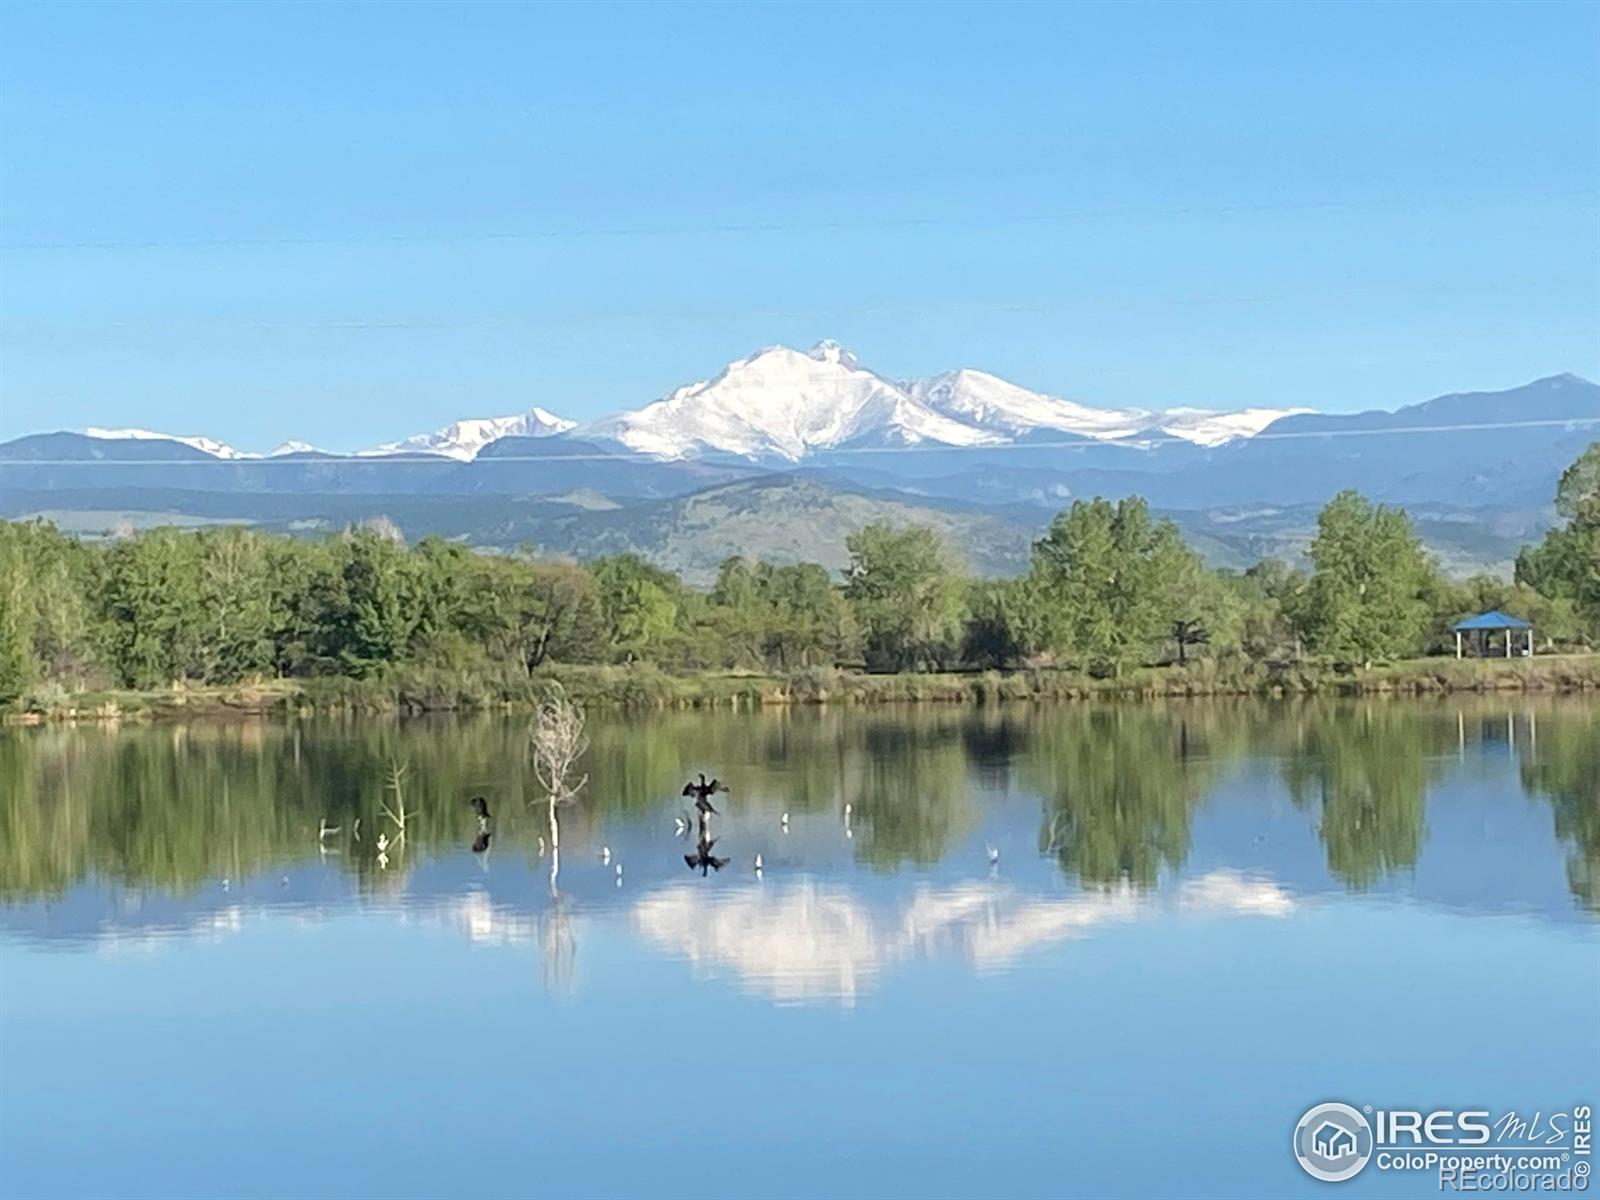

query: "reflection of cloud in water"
left=636, top=883, right=884, bottom=1003
left=634, top=869, right=1297, bottom=1005
left=445, top=891, right=539, bottom=945
left=1178, top=870, right=1297, bottom=917
left=57, top=871, right=1295, bottom=1002
left=94, top=904, right=248, bottom=955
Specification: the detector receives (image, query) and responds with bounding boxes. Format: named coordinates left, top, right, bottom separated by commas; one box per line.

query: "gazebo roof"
left=1452, top=609, right=1533, bottom=631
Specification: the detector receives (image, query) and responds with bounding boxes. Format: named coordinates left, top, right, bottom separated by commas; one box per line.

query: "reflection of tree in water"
left=6, top=703, right=1590, bottom=910
left=1026, top=708, right=1221, bottom=889
left=959, top=713, right=1033, bottom=789
left=849, top=721, right=974, bottom=869
left=1281, top=705, right=1438, bottom=890
left=590, top=707, right=984, bottom=869
left=532, top=689, right=590, bottom=994
left=581, top=708, right=844, bottom=821
left=1518, top=708, right=1600, bottom=910
left=539, top=899, right=577, bottom=994
left=0, top=720, right=540, bottom=899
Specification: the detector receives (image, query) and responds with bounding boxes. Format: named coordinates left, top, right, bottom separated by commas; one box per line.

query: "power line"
left=3, top=189, right=1595, bottom=252
left=4, top=415, right=1595, bottom=468
left=2, top=274, right=1585, bottom=332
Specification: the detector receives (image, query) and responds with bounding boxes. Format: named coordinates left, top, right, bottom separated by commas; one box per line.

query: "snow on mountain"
left=583, top=342, right=1306, bottom=461
left=908, top=369, right=1309, bottom=448
left=584, top=341, right=1003, bottom=461
left=908, top=368, right=1152, bottom=441
left=268, top=440, right=327, bottom=457
left=1155, top=407, right=1313, bottom=447
left=84, top=427, right=254, bottom=459
left=364, top=407, right=576, bottom=461
left=74, top=344, right=1308, bottom=466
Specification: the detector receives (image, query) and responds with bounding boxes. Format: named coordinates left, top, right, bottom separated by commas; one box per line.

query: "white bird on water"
left=376, top=832, right=390, bottom=853
left=602, top=846, right=611, bottom=865
left=753, top=853, right=764, bottom=876
left=674, top=815, right=689, bottom=836
left=615, top=863, right=624, bottom=887
left=780, top=812, right=789, bottom=832
left=988, top=845, right=1001, bottom=867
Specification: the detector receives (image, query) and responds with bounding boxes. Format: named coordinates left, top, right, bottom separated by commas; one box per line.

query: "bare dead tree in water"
left=531, top=686, right=589, bottom=894
left=379, top=764, right=412, bottom=838
left=530, top=687, right=588, bottom=991
left=376, top=760, right=415, bottom=869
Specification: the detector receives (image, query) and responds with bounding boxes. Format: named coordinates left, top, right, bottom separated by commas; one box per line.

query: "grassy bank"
left=6, top=653, right=1599, bottom=723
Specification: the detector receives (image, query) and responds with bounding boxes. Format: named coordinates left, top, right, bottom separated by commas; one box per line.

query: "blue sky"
left=1, top=0, right=1596, bottom=451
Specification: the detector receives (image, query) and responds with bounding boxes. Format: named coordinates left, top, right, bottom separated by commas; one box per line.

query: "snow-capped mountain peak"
left=908, top=369, right=1152, bottom=441
left=269, top=440, right=326, bottom=457
left=84, top=427, right=253, bottom=460
left=1155, top=406, right=1314, bottom=447
left=807, top=338, right=859, bottom=369
left=584, top=341, right=997, bottom=461
left=364, top=407, right=577, bottom=461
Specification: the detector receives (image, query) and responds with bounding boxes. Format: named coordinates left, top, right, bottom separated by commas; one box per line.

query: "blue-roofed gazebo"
left=1451, top=610, right=1534, bottom=659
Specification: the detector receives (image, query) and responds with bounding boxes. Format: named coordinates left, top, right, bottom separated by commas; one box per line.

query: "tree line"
left=1, top=444, right=1595, bottom=706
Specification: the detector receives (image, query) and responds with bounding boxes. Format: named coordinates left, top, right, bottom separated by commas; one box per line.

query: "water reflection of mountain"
left=0, top=701, right=1593, bottom=956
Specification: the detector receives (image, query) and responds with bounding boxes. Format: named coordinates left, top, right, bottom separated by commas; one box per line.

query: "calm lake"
left=1, top=700, right=1596, bottom=1199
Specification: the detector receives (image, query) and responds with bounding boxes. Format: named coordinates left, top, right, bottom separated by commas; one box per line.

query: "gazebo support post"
left=1455, top=631, right=1462, bottom=660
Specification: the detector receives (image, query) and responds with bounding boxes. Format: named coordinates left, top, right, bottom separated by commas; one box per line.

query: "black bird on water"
left=681, top=773, right=729, bottom=816
left=468, top=795, right=493, bottom=854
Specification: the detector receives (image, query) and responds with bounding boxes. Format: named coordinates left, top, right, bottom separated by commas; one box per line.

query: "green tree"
left=322, top=528, right=422, bottom=678
left=266, top=536, right=336, bottom=675
left=99, top=530, right=209, bottom=687
left=711, top=557, right=845, bottom=670
left=1232, top=559, right=1308, bottom=661
left=459, top=554, right=603, bottom=672
left=760, top=562, right=843, bottom=669
left=194, top=529, right=277, bottom=681
left=0, top=529, right=35, bottom=705
left=0, top=521, right=101, bottom=695
left=591, top=554, right=682, bottom=663
left=1516, top=443, right=1600, bottom=634
left=1300, top=490, right=1432, bottom=665
left=1026, top=496, right=1205, bottom=674
left=960, top=577, right=1036, bottom=668
left=843, top=524, right=965, bottom=671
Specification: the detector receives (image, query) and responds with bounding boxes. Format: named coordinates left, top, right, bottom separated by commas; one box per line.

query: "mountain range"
left=1, top=342, right=1595, bottom=578
left=34, top=340, right=1309, bottom=464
